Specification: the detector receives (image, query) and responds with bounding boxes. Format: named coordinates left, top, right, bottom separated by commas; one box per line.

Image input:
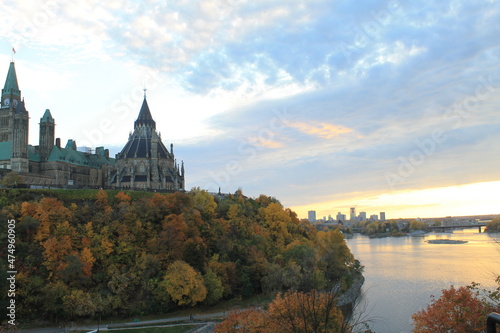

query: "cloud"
left=287, top=121, right=353, bottom=139
left=247, top=137, right=284, bottom=149
left=1, top=0, right=500, bottom=218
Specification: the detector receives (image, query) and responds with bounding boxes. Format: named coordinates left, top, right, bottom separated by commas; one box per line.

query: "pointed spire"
left=2, top=62, right=20, bottom=98
left=41, top=109, right=54, bottom=123
left=134, top=97, right=156, bottom=129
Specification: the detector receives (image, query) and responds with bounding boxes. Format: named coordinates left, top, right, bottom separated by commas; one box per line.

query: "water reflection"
left=346, top=230, right=499, bottom=333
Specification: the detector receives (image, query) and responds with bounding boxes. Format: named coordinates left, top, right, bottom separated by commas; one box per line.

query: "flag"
left=12, top=47, right=16, bottom=54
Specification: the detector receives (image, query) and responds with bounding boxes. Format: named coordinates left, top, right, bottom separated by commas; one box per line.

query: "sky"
left=0, top=0, right=499, bottom=219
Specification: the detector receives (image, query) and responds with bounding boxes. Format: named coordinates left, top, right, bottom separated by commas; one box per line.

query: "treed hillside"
left=0, top=188, right=362, bottom=324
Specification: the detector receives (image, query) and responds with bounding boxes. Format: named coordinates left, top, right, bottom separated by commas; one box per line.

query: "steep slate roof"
left=118, top=137, right=170, bottom=159
left=134, top=98, right=156, bottom=129
left=117, top=97, right=170, bottom=160
left=2, top=62, right=20, bottom=97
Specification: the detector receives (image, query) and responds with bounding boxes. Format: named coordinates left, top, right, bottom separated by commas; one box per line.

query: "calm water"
left=346, top=230, right=500, bottom=333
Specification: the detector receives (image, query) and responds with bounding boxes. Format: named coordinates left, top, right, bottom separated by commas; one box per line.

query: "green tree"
left=315, top=230, right=356, bottom=286
left=203, top=268, right=224, bottom=305
left=0, top=172, right=24, bottom=187
left=485, top=217, right=500, bottom=233
left=410, top=220, right=427, bottom=231
left=363, top=221, right=380, bottom=235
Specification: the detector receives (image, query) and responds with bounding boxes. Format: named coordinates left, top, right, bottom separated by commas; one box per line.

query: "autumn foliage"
left=216, top=289, right=344, bottom=333
left=0, top=188, right=362, bottom=325
left=411, top=286, right=491, bottom=333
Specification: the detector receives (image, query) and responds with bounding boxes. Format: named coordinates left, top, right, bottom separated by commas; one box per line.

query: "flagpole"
left=11, top=47, right=16, bottom=62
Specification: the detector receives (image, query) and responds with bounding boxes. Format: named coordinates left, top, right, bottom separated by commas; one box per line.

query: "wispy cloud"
left=287, top=121, right=353, bottom=139
left=1, top=0, right=499, bottom=218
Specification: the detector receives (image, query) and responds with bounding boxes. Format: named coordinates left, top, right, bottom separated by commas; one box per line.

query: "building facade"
left=308, top=210, right=317, bottom=223
left=350, top=207, right=356, bottom=221
left=109, top=95, right=184, bottom=191
left=336, top=212, right=346, bottom=222
left=0, top=61, right=185, bottom=191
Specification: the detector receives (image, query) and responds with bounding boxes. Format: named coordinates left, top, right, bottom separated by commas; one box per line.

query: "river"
left=346, top=230, right=500, bottom=333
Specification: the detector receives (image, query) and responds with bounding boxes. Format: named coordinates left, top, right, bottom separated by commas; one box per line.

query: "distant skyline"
left=0, top=0, right=499, bottom=219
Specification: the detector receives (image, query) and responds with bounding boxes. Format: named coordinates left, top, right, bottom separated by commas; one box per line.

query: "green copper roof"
left=47, top=145, right=115, bottom=168
left=3, top=62, right=20, bottom=97
left=0, top=141, right=115, bottom=167
left=65, top=139, right=77, bottom=150
left=0, top=141, right=12, bottom=160
left=28, top=145, right=40, bottom=162
left=41, top=109, right=54, bottom=123
left=0, top=142, right=40, bottom=162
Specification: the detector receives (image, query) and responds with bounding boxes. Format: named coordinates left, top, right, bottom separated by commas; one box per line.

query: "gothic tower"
left=111, top=94, right=185, bottom=191
left=1, top=62, right=29, bottom=172
left=39, top=109, right=55, bottom=161
left=0, top=62, right=21, bottom=142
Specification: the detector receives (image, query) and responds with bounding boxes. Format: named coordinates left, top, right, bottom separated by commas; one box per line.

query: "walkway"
left=18, top=311, right=226, bottom=333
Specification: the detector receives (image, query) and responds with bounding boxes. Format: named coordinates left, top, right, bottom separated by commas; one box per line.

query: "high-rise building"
left=359, top=212, right=367, bottom=221
left=336, top=212, right=346, bottom=221
left=370, top=214, right=379, bottom=221
left=380, top=212, right=386, bottom=221
left=350, top=207, right=356, bottom=221
left=308, top=210, right=317, bottom=223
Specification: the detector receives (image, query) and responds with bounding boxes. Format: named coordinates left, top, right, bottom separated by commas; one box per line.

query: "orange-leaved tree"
left=215, top=308, right=274, bottom=333
left=216, top=289, right=344, bottom=333
left=268, top=289, right=344, bottom=333
left=411, top=285, right=490, bottom=333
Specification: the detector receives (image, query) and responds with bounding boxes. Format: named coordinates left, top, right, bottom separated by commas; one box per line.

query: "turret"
left=39, top=109, right=55, bottom=161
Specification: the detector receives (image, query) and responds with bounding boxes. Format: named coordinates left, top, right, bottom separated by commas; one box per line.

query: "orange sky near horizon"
left=292, top=180, right=500, bottom=220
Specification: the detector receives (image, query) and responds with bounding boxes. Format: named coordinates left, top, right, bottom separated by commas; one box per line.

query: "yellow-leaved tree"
left=162, top=260, right=207, bottom=306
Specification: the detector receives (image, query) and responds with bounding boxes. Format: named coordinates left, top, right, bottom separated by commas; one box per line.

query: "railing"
left=487, top=313, right=500, bottom=333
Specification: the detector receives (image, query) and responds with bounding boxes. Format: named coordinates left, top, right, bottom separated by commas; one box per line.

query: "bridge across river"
left=428, top=223, right=488, bottom=233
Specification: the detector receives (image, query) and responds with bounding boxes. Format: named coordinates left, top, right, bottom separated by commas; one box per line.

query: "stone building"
left=108, top=94, right=185, bottom=191
left=0, top=60, right=185, bottom=191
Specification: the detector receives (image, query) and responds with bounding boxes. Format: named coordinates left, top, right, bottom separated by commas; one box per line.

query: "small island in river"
left=426, top=239, right=468, bottom=244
